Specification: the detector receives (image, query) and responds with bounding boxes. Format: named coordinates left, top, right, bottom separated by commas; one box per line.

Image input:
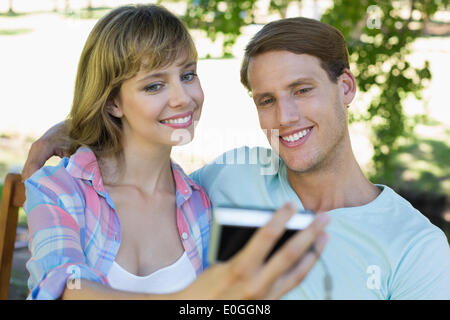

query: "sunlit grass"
left=0, top=11, right=27, bottom=18
left=0, top=28, right=32, bottom=36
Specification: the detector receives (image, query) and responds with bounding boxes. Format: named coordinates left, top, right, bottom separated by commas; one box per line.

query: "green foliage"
left=268, top=0, right=297, bottom=17
left=320, top=0, right=447, bottom=185
left=184, top=0, right=259, bottom=57
left=183, top=0, right=296, bottom=56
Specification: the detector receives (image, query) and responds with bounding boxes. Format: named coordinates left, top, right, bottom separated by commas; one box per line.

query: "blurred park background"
left=0, top=0, right=449, bottom=298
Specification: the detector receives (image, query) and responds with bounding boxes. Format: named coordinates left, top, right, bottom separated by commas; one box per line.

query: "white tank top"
left=106, top=252, right=197, bottom=294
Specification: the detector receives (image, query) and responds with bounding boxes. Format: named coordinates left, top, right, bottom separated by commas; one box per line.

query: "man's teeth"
left=281, top=128, right=310, bottom=142
left=161, top=115, right=191, bottom=124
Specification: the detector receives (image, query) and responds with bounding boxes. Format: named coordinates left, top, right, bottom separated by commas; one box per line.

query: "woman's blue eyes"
left=144, top=72, right=197, bottom=93
left=181, top=72, right=197, bottom=81
left=144, top=83, right=163, bottom=92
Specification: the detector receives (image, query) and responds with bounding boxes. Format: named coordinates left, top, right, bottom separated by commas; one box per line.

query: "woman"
left=23, top=4, right=329, bottom=299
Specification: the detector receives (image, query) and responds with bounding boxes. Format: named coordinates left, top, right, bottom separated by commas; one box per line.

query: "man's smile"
left=279, top=126, right=313, bottom=148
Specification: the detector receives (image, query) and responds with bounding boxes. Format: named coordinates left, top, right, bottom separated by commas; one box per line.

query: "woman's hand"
left=178, top=203, right=329, bottom=299
left=22, top=121, right=70, bottom=180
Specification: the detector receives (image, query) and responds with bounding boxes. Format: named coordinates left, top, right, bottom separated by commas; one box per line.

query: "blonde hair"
left=67, top=4, right=197, bottom=157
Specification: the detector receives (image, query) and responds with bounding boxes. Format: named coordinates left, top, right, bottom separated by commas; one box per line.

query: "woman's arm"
left=61, top=279, right=177, bottom=299
left=25, top=138, right=329, bottom=299
left=54, top=204, right=329, bottom=300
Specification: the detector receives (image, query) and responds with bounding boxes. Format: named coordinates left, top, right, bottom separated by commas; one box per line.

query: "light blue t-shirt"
left=190, top=146, right=450, bottom=300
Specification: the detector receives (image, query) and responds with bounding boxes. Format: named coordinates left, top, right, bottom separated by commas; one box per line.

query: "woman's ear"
left=339, top=69, right=357, bottom=107
left=105, top=98, right=123, bottom=118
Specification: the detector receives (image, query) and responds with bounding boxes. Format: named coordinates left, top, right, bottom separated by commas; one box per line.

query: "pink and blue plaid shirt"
left=24, top=147, right=212, bottom=299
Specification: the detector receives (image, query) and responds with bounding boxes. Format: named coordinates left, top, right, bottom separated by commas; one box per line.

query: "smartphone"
left=208, top=206, right=315, bottom=264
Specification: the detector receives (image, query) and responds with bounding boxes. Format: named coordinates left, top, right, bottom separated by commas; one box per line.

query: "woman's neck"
left=99, top=139, right=174, bottom=196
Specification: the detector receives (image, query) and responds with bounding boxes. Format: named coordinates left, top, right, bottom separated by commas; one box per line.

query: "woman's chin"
left=169, top=128, right=195, bottom=146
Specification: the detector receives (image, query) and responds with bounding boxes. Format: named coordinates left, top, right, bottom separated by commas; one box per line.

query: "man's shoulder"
left=189, top=146, right=278, bottom=188
left=379, top=185, right=438, bottom=227
left=203, top=145, right=275, bottom=170
left=378, top=187, right=450, bottom=299
left=337, top=185, right=446, bottom=249
left=372, top=185, right=449, bottom=254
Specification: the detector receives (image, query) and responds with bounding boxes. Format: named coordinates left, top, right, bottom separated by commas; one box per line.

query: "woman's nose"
left=169, top=82, right=191, bottom=109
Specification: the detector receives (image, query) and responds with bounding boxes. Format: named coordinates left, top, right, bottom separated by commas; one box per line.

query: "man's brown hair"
left=240, top=17, right=350, bottom=90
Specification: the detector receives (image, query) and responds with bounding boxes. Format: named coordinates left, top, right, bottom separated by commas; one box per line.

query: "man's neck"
left=286, top=150, right=380, bottom=214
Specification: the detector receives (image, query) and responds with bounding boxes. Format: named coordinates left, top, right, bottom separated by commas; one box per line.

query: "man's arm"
left=22, top=121, right=70, bottom=180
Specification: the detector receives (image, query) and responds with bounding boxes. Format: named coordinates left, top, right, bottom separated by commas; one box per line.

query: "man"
left=22, top=17, right=450, bottom=299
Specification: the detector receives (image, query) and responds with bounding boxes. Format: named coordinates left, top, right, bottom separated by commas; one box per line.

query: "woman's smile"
left=159, top=110, right=194, bottom=129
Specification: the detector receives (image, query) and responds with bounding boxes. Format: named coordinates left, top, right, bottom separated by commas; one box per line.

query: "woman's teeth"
left=281, top=128, right=311, bottom=142
left=161, top=115, right=191, bottom=124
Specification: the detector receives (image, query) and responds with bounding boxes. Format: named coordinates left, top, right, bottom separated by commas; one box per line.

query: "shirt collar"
left=66, top=146, right=106, bottom=195
left=67, top=147, right=201, bottom=206
left=170, top=160, right=202, bottom=206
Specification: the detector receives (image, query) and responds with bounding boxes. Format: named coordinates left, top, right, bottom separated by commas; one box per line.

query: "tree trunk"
left=8, top=0, right=14, bottom=14
left=65, top=0, right=70, bottom=14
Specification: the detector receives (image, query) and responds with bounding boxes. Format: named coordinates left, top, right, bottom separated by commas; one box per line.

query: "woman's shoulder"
left=26, top=157, right=73, bottom=193
left=25, top=147, right=99, bottom=204
left=171, top=160, right=207, bottom=194
left=24, top=157, right=85, bottom=224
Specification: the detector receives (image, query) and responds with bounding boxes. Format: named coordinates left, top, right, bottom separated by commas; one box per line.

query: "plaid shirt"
left=24, top=147, right=212, bottom=300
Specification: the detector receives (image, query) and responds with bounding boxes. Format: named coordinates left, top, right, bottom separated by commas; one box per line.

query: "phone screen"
left=216, top=225, right=297, bottom=262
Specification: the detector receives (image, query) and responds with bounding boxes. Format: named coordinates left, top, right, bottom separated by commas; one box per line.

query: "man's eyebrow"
left=137, top=61, right=197, bottom=83
left=252, top=77, right=317, bottom=101
left=286, top=77, right=317, bottom=89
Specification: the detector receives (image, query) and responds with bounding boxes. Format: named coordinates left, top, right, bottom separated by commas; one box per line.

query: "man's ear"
left=339, top=69, right=357, bottom=107
left=105, top=98, right=123, bottom=118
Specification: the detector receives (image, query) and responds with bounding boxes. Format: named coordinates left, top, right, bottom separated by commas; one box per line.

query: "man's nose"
left=169, top=82, right=191, bottom=109
left=277, top=96, right=300, bottom=127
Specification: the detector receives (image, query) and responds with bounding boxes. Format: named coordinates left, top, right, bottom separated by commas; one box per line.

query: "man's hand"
left=22, top=121, right=70, bottom=180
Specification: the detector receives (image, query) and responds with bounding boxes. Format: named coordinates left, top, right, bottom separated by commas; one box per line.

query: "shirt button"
left=182, top=232, right=188, bottom=240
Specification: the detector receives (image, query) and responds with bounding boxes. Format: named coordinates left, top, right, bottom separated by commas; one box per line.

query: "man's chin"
left=280, top=151, right=317, bottom=174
